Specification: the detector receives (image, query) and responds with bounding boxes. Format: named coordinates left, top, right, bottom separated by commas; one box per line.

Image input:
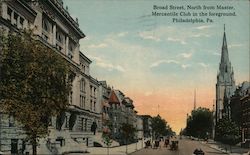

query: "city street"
left=130, top=138, right=225, bottom=155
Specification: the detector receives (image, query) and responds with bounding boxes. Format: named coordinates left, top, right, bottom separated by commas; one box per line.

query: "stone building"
left=229, top=82, right=250, bottom=126
left=136, top=116, right=144, bottom=140
left=0, top=0, right=102, bottom=154
left=241, top=86, right=250, bottom=148
left=215, top=26, right=236, bottom=123
left=108, top=90, right=138, bottom=144
left=98, top=81, right=111, bottom=131
left=139, top=115, right=152, bottom=138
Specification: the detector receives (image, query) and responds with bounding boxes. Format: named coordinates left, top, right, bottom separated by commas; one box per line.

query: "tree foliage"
left=151, top=115, right=175, bottom=139
left=121, top=123, right=136, bottom=143
left=215, top=117, right=240, bottom=145
left=185, top=107, right=213, bottom=138
left=0, top=30, right=71, bottom=154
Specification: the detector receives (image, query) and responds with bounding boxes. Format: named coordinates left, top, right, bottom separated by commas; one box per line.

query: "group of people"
left=144, top=136, right=178, bottom=150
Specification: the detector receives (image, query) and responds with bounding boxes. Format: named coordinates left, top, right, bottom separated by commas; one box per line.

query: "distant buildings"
left=139, top=115, right=152, bottom=139
left=0, top=0, right=153, bottom=154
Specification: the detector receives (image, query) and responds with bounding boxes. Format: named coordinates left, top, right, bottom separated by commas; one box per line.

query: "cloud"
left=179, top=52, right=193, bottom=58
left=228, top=44, right=243, bottom=48
left=150, top=59, right=179, bottom=68
left=87, top=55, right=126, bottom=72
left=181, top=64, right=191, bottom=69
left=198, top=62, right=209, bottom=68
left=190, top=33, right=211, bottom=38
left=195, top=25, right=212, bottom=30
left=88, top=55, right=103, bottom=62
left=213, top=52, right=221, bottom=56
left=167, top=37, right=186, bottom=45
left=117, top=32, right=128, bottom=37
left=96, top=62, right=125, bottom=72
left=88, top=43, right=108, bottom=49
left=139, top=31, right=161, bottom=41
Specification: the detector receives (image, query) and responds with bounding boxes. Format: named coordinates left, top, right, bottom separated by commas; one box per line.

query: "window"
left=90, top=100, right=92, bottom=111
left=69, top=91, right=73, bottom=104
left=56, top=31, right=64, bottom=43
left=80, top=79, right=85, bottom=92
left=9, top=115, right=15, bottom=127
left=65, top=116, right=69, bottom=128
left=80, top=95, right=85, bottom=108
left=42, top=17, right=52, bottom=42
left=94, top=102, right=96, bottom=111
left=13, top=12, right=18, bottom=26
left=20, top=17, right=24, bottom=29
left=7, top=7, right=12, bottom=21
left=84, top=118, right=88, bottom=131
left=81, top=118, right=84, bottom=131
left=90, top=85, right=92, bottom=96
left=94, top=88, right=96, bottom=98
left=68, top=42, right=74, bottom=59
left=42, top=19, right=50, bottom=32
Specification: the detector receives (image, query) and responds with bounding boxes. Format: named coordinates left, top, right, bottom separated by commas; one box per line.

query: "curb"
left=199, top=141, right=229, bottom=154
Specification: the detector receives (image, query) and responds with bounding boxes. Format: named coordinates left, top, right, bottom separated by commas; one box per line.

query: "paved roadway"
left=130, top=138, right=226, bottom=155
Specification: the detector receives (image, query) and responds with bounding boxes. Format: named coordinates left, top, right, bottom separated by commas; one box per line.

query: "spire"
left=194, top=89, right=196, bottom=110
left=221, top=24, right=229, bottom=65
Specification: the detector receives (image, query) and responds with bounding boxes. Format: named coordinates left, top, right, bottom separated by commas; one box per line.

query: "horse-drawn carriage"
left=170, top=140, right=178, bottom=150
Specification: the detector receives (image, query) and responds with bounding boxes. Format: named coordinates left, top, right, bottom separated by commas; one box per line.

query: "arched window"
left=42, top=19, right=50, bottom=32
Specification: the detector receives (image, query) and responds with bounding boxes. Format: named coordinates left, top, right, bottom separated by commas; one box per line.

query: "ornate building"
left=0, top=0, right=102, bottom=154
left=108, top=90, right=138, bottom=145
left=241, top=87, right=250, bottom=148
left=215, top=26, right=236, bottom=123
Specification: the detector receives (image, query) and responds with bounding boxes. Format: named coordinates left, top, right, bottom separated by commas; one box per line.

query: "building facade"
left=241, top=87, right=250, bottom=148
left=0, top=0, right=102, bottom=154
left=98, top=81, right=111, bottom=131
left=108, top=90, right=138, bottom=145
left=139, top=115, right=152, bottom=138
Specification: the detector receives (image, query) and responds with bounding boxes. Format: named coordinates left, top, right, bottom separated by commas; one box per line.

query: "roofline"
left=45, top=0, right=85, bottom=38
left=79, top=51, right=92, bottom=64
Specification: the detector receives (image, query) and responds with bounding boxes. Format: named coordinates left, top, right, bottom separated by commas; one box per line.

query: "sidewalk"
left=87, top=140, right=146, bottom=155
left=202, top=140, right=249, bottom=155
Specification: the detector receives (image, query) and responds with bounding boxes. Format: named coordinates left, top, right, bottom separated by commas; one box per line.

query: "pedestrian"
left=159, top=139, right=164, bottom=149
left=91, top=121, right=97, bottom=135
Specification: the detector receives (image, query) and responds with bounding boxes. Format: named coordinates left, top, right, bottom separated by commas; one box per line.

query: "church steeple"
left=215, top=25, right=236, bottom=123
left=221, top=24, right=229, bottom=65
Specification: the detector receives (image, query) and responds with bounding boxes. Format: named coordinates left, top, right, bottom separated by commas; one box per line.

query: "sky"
left=64, top=0, right=249, bottom=133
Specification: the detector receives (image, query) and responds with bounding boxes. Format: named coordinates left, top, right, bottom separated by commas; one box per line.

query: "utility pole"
left=194, top=89, right=197, bottom=110
left=157, top=104, right=159, bottom=115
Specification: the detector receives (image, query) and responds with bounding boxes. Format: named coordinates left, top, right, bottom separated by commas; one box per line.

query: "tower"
left=194, top=89, right=196, bottom=110
left=215, top=25, right=236, bottom=123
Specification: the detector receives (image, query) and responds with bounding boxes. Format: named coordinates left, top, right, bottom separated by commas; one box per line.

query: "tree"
left=215, top=117, right=240, bottom=146
left=151, top=115, right=174, bottom=139
left=185, top=107, right=213, bottom=139
left=120, top=123, right=136, bottom=154
left=0, top=30, right=71, bottom=155
left=102, top=130, right=113, bottom=155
